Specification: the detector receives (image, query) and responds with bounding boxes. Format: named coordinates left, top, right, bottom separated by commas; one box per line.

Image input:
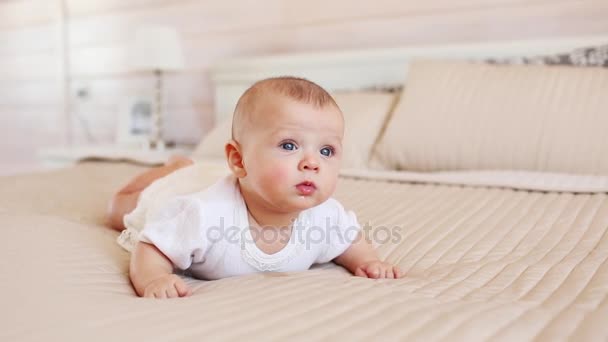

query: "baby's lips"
left=296, top=180, right=316, bottom=188
left=296, top=181, right=317, bottom=195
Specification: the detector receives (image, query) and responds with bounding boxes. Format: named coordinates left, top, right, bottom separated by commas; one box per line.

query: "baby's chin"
left=260, top=190, right=330, bottom=214
left=287, top=195, right=327, bottom=211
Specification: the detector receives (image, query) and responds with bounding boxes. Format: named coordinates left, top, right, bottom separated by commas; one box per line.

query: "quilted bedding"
left=1, top=161, right=607, bottom=341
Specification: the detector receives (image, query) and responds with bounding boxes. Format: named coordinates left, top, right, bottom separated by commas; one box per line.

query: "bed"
left=2, top=35, right=608, bottom=341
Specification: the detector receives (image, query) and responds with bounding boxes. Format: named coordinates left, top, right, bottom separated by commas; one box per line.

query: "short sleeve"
left=138, top=196, right=209, bottom=270
left=315, top=200, right=362, bottom=264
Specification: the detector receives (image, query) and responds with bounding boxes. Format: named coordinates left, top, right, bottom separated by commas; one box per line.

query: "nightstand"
left=37, top=144, right=193, bottom=169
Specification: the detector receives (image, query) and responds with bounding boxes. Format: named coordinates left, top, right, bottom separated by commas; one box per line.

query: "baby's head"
left=225, top=77, right=344, bottom=215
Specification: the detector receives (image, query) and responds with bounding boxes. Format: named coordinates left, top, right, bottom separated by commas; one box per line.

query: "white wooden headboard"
left=209, top=34, right=608, bottom=121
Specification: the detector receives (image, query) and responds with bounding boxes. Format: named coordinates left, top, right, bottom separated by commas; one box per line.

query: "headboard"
left=208, top=34, right=608, bottom=122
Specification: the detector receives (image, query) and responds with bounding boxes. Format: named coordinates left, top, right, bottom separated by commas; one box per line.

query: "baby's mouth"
left=296, top=181, right=316, bottom=196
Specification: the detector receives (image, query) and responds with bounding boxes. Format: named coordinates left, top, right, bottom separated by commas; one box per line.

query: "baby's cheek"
left=265, top=165, right=290, bottom=183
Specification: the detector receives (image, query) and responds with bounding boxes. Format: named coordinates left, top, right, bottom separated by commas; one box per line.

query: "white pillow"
left=371, top=60, right=608, bottom=175
left=191, top=91, right=397, bottom=169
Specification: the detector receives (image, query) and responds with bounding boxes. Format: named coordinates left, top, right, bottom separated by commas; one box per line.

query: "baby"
left=110, top=77, right=401, bottom=299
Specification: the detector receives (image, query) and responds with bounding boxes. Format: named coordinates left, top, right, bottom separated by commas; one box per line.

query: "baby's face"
left=238, top=95, right=344, bottom=214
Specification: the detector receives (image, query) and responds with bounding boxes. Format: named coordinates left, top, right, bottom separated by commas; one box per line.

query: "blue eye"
left=320, top=147, right=333, bottom=157
left=280, top=142, right=296, bottom=151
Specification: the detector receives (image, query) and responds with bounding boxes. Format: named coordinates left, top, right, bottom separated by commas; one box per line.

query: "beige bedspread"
left=1, top=161, right=607, bottom=341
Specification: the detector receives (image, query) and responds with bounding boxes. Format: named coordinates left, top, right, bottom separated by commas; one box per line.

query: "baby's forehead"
left=267, top=99, right=341, bottom=124
left=232, top=80, right=343, bottom=141
left=243, top=93, right=341, bottom=121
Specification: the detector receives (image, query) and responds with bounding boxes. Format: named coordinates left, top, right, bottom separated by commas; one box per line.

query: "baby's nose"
left=299, top=155, right=319, bottom=172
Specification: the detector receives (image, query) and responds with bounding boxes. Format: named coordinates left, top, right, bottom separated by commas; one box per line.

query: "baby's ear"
left=225, top=140, right=246, bottom=178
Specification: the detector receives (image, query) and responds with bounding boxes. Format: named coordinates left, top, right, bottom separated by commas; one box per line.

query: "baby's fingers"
left=393, top=266, right=402, bottom=279
left=385, top=267, right=395, bottom=279
left=354, top=267, right=368, bottom=278
left=143, top=287, right=160, bottom=299
left=366, top=265, right=381, bottom=279
left=174, top=278, right=191, bottom=297
left=166, top=286, right=179, bottom=299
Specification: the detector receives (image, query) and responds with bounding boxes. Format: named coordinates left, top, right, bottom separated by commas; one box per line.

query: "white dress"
left=138, top=175, right=361, bottom=280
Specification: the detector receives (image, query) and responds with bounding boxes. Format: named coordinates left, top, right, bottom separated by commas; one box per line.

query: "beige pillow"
left=333, top=91, right=397, bottom=168
left=191, top=91, right=397, bottom=169
left=190, top=116, right=232, bottom=161
left=372, top=60, right=608, bottom=175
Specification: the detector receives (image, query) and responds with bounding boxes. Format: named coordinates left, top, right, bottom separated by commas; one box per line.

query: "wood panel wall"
left=1, top=0, right=607, bottom=174
left=0, top=0, right=68, bottom=174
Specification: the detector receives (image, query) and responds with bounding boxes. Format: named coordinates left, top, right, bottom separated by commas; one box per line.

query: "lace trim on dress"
left=239, top=214, right=309, bottom=272
left=116, top=228, right=139, bottom=252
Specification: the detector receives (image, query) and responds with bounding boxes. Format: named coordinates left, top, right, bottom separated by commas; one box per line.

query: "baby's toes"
left=167, top=155, right=193, bottom=167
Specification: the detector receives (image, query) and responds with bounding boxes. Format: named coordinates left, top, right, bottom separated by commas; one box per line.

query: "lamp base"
left=148, top=139, right=166, bottom=151
left=147, top=139, right=177, bottom=151
left=149, top=69, right=166, bottom=152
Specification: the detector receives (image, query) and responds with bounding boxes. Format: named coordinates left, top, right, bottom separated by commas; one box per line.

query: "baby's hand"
left=354, top=260, right=402, bottom=279
left=142, top=274, right=192, bottom=299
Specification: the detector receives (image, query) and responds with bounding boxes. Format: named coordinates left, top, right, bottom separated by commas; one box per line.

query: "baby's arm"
left=129, top=241, right=191, bottom=298
left=333, top=231, right=402, bottom=279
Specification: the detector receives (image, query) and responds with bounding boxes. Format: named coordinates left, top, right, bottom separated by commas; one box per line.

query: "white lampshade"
left=130, top=27, right=185, bottom=71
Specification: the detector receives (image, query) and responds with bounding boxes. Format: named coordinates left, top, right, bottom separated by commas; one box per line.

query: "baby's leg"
left=107, top=155, right=194, bottom=231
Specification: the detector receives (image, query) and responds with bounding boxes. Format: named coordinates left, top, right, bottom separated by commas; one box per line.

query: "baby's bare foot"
left=166, top=155, right=194, bottom=168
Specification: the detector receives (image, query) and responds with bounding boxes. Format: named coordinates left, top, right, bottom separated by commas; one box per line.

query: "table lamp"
left=130, top=27, right=185, bottom=150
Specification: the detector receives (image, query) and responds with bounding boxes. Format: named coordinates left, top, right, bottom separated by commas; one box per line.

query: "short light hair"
left=231, top=76, right=340, bottom=140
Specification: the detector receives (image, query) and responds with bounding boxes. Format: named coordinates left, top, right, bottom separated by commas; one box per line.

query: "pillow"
left=371, top=60, right=608, bottom=175
left=332, top=91, right=397, bottom=168
left=190, top=116, right=232, bottom=161
left=191, top=91, right=398, bottom=169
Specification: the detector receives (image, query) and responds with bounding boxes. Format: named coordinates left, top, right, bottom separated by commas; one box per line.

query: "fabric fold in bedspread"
left=340, top=168, right=608, bottom=193
left=1, top=161, right=608, bottom=341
